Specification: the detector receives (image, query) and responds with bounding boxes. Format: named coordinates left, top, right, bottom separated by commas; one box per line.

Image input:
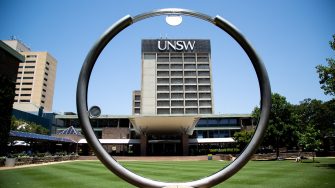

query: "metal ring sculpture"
left=76, top=8, right=271, bottom=188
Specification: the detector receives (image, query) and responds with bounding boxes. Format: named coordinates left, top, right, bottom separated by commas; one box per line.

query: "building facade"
left=3, top=40, right=57, bottom=112
left=140, top=39, right=214, bottom=115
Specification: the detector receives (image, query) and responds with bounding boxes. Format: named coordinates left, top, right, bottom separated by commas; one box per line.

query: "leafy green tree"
left=298, top=124, right=321, bottom=162
left=11, top=116, right=49, bottom=135
left=0, top=75, right=16, bottom=156
left=233, top=130, right=255, bottom=150
left=294, top=99, right=335, bottom=140
left=316, top=34, right=335, bottom=96
left=252, top=93, right=299, bottom=159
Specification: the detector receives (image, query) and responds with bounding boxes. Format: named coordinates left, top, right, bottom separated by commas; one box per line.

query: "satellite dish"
left=89, top=106, right=101, bottom=117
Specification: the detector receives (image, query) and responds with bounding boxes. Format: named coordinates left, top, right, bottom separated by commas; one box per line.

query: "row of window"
left=197, top=118, right=239, bottom=126
left=157, top=85, right=211, bottom=92
left=157, top=71, right=210, bottom=77
left=157, top=92, right=211, bottom=99
left=157, top=100, right=212, bottom=107
left=157, top=78, right=210, bottom=84
left=157, top=64, right=210, bottom=70
left=195, top=130, right=236, bottom=138
left=157, top=108, right=212, bottom=114
left=144, top=53, right=210, bottom=63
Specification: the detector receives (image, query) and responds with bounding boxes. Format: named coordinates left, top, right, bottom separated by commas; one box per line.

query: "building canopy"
left=9, top=130, right=75, bottom=143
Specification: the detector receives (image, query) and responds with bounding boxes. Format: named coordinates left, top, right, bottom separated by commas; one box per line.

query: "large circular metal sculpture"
left=76, top=8, right=271, bottom=188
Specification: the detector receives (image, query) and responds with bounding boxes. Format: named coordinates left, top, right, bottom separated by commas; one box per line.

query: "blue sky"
left=1, top=0, right=334, bottom=115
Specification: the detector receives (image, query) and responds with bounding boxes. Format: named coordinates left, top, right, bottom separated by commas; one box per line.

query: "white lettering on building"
left=158, top=40, right=196, bottom=51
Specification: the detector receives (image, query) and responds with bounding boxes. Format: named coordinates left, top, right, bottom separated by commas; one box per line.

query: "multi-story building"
left=132, top=90, right=141, bottom=115
left=140, top=39, right=214, bottom=115
left=55, top=39, right=254, bottom=156
left=3, top=40, right=57, bottom=112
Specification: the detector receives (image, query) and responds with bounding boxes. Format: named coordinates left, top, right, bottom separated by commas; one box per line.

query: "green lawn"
left=0, top=158, right=334, bottom=188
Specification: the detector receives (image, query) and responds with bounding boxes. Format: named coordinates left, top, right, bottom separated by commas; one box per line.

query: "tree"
left=233, top=130, right=255, bottom=150
left=11, top=116, right=49, bottom=135
left=0, top=75, right=16, bottom=156
left=298, top=124, right=321, bottom=162
left=294, top=98, right=335, bottom=139
left=316, top=34, right=335, bottom=96
left=252, top=93, right=299, bottom=159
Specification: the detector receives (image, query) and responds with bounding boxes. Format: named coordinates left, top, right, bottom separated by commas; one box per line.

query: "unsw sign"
left=158, top=40, right=195, bottom=51
left=142, top=39, right=210, bottom=53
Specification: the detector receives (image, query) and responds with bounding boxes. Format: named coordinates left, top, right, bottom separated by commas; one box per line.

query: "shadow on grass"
left=315, top=164, right=335, bottom=170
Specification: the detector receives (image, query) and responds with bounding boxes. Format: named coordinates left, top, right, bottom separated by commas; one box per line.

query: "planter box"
left=5, top=158, right=16, bottom=167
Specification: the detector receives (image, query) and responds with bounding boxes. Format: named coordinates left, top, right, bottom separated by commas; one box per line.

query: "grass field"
left=0, top=158, right=334, bottom=187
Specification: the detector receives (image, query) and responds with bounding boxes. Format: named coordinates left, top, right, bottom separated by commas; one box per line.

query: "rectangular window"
left=42, top=94, right=46, bottom=98
left=157, top=93, right=169, bottom=99
left=199, top=100, right=212, bottom=106
left=199, top=85, right=211, bottom=91
left=25, top=66, right=35, bottom=68
left=171, top=85, right=183, bottom=91
left=185, top=85, right=197, bottom=91
left=184, top=71, right=196, bottom=76
left=197, top=53, right=209, bottom=62
left=157, top=78, right=169, bottom=84
left=44, top=78, right=48, bottom=81
left=43, top=83, right=47, bottom=87
left=170, top=53, right=182, bottom=62
left=134, top=109, right=140, bottom=114
left=21, top=94, right=31, bottom=96
left=184, top=64, right=196, bottom=69
left=45, top=72, right=48, bottom=76
left=186, top=108, right=198, bottom=114
left=171, top=108, right=184, bottom=114
left=171, top=100, right=183, bottom=106
left=171, top=71, right=183, bottom=76
left=157, top=71, right=169, bottom=76
left=46, top=61, right=50, bottom=65
left=24, top=71, right=34, bottom=74
left=157, top=64, right=169, bottom=69
left=184, top=53, right=196, bottom=62
left=23, top=77, right=34, bottom=79
left=157, top=108, right=170, bottom=114
left=198, top=78, right=210, bottom=84
left=171, top=93, right=183, bottom=99
left=26, top=55, right=37, bottom=58
left=198, top=71, right=210, bottom=76
left=197, top=64, right=209, bottom=69
left=157, top=101, right=170, bottom=106
left=135, top=95, right=140, bottom=100
left=22, top=82, right=33, bottom=85
left=143, top=53, right=156, bottom=60
left=171, top=78, right=183, bottom=84
left=185, top=93, right=197, bottom=99
left=45, top=67, right=49, bottom=71
left=25, top=60, right=36, bottom=63
left=20, top=100, right=30, bottom=102
left=170, top=64, right=183, bottom=69
left=185, top=78, right=196, bottom=84
left=199, top=93, right=211, bottom=98
left=157, top=85, right=169, bottom=91
left=22, top=88, right=32, bottom=91
left=200, top=108, right=212, bottom=114
left=41, top=100, right=45, bottom=104
left=42, top=89, right=46, bottom=92
left=185, top=100, right=198, bottom=106
left=157, top=54, right=169, bottom=62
